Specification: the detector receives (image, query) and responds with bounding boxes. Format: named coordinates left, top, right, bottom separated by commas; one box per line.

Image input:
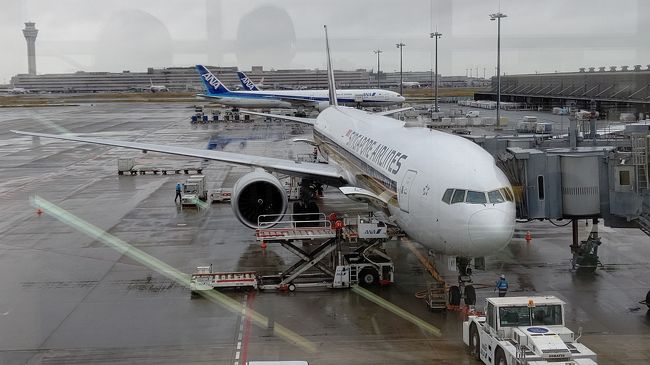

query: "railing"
left=257, top=212, right=331, bottom=230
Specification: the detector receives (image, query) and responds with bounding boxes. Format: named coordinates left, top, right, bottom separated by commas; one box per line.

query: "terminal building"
left=476, top=65, right=650, bottom=116
left=10, top=66, right=484, bottom=93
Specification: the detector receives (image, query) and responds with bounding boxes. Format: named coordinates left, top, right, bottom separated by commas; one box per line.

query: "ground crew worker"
left=175, top=182, right=182, bottom=203
left=495, top=274, right=509, bottom=297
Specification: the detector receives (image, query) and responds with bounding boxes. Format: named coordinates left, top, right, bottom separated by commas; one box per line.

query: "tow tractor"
left=463, top=296, right=597, bottom=364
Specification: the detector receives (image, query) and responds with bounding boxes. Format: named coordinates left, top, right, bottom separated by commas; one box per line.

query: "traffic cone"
left=36, top=208, right=43, bottom=216
left=260, top=241, right=267, bottom=249
left=525, top=231, right=532, bottom=244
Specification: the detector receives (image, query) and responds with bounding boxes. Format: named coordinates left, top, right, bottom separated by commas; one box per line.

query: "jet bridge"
left=494, top=141, right=645, bottom=271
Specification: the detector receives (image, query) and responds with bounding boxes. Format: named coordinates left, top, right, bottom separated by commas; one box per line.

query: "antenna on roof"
left=324, top=25, right=338, bottom=107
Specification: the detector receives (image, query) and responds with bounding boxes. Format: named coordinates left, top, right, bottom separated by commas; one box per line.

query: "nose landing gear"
left=448, top=256, right=477, bottom=306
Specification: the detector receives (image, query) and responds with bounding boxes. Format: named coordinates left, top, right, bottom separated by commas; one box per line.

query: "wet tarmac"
left=0, top=103, right=649, bottom=364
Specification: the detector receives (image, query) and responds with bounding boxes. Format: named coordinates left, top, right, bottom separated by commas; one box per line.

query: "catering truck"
left=463, top=296, right=597, bottom=364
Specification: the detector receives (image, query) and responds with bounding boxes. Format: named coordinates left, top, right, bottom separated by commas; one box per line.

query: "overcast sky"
left=0, top=0, right=648, bottom=83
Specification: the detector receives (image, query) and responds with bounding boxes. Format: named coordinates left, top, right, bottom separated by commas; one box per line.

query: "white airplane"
left=148, top=79, right=169, bottom=93
left=237, top=71, right=265, bottom=91
left=13, top=26, right=515, bottom=296
left=401, top=81, right=421, bottom=88
left=196, top=65, right=405, bottom=111
left=1, top=86, right=29, bottom=94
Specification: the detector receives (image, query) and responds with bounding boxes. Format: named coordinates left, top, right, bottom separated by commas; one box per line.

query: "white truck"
left=463, top=296, right=597, bottom=365
left=181, top=175, right=208, bottom=205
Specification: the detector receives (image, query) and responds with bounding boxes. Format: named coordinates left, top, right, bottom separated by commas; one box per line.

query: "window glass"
left=537, top=176, right=545, bottom=200
left=442, top=189, right=454, bottom=204
left=499, top=306, right=531, bottom=327
left=619, top=170, right=630, bottom=186
left=531, top=305, right=563, bottom=326
left=488, top=190, right=505, bottom=203
left=451, top=189, right=466, bottom=204
left=501, top=187, right=514, bottom=202
left=466, top=191, right=487, bottom=204
left=487, top=302, right=495, bottom=329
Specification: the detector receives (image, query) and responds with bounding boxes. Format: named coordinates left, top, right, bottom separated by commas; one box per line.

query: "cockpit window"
left=451, top=189, right=466, bottom=204
left=466, top=191, right=487, bottom=204
left=501, top=187, right=514, bottom=202
left=488, top=190, right=505, bottom=204
left=442, top=189, right=454, bottom=204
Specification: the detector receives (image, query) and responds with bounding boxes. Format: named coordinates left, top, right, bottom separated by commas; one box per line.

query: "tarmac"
left=0, top=102, right=649, bottom=364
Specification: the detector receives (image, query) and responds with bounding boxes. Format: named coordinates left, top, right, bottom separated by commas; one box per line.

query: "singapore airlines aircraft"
left=196, top=65, right=405, bottom=111
left=13, top=26, right=515, bottom=300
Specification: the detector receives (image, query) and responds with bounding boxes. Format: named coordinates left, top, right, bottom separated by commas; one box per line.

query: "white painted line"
left=237, top=342, right=242, bottom=350
left=238, top=333, right=243, bottom=341
left=235, top=351, right=240, bottom=360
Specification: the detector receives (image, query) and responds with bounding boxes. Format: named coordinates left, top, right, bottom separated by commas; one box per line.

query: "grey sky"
left=0, top=0, right=647, bottom=83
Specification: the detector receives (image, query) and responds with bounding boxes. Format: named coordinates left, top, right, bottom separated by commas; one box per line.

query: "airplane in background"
left=148, top=79, right=169, bottom=93
left=0, top=86, right=29, bottom=94
left=196, top=65, right=405, bottom=111
left=13, top=26, right=515, bottom=304
left=237, top=71, right=265, bottom=91
left=401, top=81, right=421, bottom=88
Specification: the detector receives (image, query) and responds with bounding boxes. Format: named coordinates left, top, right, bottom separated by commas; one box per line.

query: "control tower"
left=22, top=22, right=38, bottom=75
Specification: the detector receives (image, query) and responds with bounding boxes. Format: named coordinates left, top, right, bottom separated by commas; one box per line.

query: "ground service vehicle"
left=181, top=175, right=208, bottom=205
left=463, top=296, right=597, bottom=364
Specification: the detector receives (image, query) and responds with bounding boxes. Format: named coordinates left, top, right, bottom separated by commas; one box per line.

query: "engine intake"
left=232, top=171, right=288, bottom=228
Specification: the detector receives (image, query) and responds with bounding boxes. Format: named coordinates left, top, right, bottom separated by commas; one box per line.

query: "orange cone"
left=260, top=241, right=267, bottom=249
left=525, top=231, right=532, bottom=243
left=36, top=208, right=43, bottom=216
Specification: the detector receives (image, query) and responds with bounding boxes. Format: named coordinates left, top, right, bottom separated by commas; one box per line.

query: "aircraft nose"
left=397, top=95, right=405, bottom=102
left=468, top=209, right=514, bottom=251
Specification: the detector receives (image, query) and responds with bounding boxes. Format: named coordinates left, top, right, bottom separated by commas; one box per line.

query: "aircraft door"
left=398, top=170, right=417, bottom=212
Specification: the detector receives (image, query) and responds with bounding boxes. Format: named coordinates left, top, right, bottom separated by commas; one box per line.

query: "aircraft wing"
left=239, top=110, right=316, bottom=125
left=11, top=130, right=346, bottom=186
left=374, top=107, right=413, bottom=116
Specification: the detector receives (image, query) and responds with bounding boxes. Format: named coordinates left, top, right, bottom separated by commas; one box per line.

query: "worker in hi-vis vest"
left=175, top=182, right=182, bottom=203
left=495, top=274, right=509, bottom=297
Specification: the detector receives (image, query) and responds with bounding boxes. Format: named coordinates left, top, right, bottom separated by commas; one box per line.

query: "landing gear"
left=449, top=285, right=461, bottom=306
left=571, top=218, right=602, bottom=272
left=453, top=256, right=476, bottom=306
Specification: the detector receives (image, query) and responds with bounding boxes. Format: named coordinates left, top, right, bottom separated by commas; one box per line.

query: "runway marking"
left=240, top=291, right=255, bottom=365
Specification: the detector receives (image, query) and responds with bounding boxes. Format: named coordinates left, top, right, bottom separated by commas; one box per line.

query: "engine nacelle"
left=232, top=171, right=288, bottom=228
left=317, top=101, right=330, bottom=112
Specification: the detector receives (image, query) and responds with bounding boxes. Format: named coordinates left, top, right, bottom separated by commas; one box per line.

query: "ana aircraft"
left=237, top=71, right=265, bottom=91
left=196, top=65, right=405, bottom=111
left=13, top=26, right=515, bottom=298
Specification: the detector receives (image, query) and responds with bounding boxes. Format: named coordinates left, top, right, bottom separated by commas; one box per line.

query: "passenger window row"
left=442, top=187, right=514, bottom=205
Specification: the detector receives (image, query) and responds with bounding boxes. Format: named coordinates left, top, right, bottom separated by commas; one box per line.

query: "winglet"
left=324, top=25, right=338, bottom=107
left=195, top=65, right=231, bottom=95
left=237, top=71, right=260, bottom=91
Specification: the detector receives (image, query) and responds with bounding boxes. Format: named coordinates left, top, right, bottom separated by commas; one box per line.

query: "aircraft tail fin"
left=195, top=65, right=230, bottom=95
left=324, top=25, right=338, bottom=107
left=237, top=71, right=260, bottom=91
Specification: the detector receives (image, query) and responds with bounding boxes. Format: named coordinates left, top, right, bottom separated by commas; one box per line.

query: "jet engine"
left=232, top=171, right=288, bottom=228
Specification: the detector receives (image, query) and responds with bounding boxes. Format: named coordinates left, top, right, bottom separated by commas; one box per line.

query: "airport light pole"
left=430, top=31, right=442, bottom=112
left=490, top=12, right=507, bottom=128
left=396, top=42, right=405, bottom=95
left=373, top=49, right=383, bottom=88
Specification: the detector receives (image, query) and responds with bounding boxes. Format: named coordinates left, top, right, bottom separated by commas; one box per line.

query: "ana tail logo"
left=202, top=73, right=221, bottom=90
left=241, top=76, right=256, bottom=91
